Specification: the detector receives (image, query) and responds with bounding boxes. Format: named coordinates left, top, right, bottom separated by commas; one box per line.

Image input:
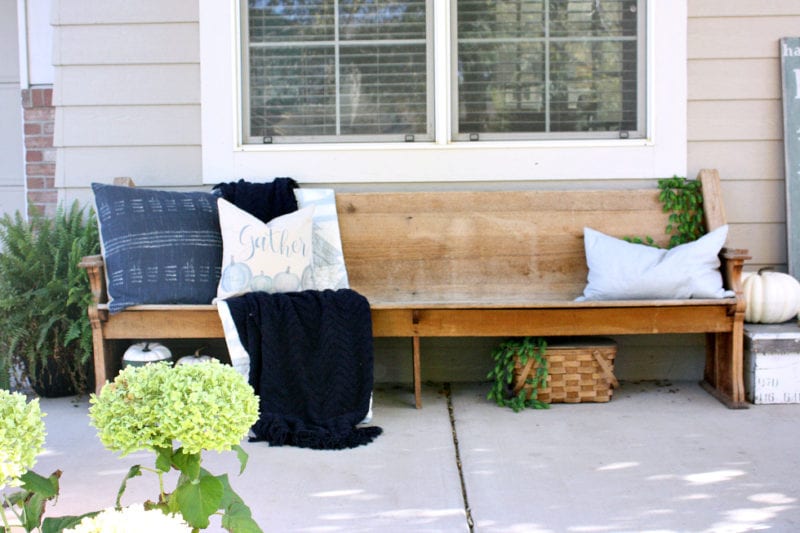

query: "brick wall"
left=21, top=86, right=56, bottom=217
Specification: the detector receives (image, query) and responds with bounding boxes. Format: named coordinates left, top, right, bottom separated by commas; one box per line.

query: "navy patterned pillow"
left=92, top=183, right=223, bottom=313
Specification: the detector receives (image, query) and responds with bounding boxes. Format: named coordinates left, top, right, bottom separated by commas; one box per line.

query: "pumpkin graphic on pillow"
left=220, top=258, right=252, bottom=295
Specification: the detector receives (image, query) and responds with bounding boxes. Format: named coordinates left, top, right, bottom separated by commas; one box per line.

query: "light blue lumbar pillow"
left=577, top=224, right=733, bottom=301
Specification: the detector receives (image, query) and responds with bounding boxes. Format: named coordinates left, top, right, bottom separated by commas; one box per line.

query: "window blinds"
left=455, top=0, right=642, bottom=139
left=246, top=0, right=430, bottom=142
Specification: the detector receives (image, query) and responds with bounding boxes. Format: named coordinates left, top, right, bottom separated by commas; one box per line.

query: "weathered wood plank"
left=699, top=169, right=727, bottom=232
left=412, top=307, right=736, bottom=337
left=102, top=309, right=223, bottom=339
left=338, top=188, right=672, bottom=305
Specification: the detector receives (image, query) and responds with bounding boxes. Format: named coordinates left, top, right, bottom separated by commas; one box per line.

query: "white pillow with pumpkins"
left=216, top=198, right=315, bottom=300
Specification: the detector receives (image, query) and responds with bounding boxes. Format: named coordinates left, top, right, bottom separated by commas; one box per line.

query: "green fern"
left=0, top=201, right=100, bottom=395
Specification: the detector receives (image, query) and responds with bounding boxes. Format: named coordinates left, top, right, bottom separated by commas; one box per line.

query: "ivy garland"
left=486, top=336, right=549, bottom=412
left=627, top=176, right=706, bottom=248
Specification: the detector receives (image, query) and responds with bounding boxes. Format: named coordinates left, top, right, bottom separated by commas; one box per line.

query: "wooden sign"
left=782, top=37, right=800, bottom=278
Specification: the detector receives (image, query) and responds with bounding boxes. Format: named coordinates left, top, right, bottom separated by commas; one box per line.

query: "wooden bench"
left=81, top=169, right=751, bottom=408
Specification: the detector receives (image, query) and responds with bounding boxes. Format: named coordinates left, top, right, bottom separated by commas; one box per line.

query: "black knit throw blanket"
left=226, top=289, right=382, bottom=450
left=212, top=177, right=299, bottom=223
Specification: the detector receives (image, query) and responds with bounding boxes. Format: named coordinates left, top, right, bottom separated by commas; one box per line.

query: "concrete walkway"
left=27, top=382, right=800, bottom=532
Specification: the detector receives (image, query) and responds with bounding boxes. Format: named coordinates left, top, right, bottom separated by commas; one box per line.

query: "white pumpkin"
left=175, top=348, right=215, bottom=366
left=122, top=341, right=172, bottom=368
left=743, top=269, right=800, bottom=323
left=272, top=267, right=300, bottom=293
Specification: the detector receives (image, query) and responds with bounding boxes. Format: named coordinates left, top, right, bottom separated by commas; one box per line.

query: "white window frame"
left=199, top=0, right=686, bottom=184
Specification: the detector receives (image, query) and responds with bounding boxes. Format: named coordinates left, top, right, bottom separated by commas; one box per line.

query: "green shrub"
left=0, top=201, right=100, bottom=396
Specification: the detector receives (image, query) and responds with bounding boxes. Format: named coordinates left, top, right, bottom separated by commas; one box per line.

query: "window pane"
left=339, top=44, right=428, bottom=135
left=249, top=46, right=336, bottom=137
left=248, top=0, right=334, bottom=42
left=459, top=42, right=547, bottom=133
left=245, top=0, right=430, bottom=143
left=458, top=0, right=545, bottom=39
left=455, top=0, right=643, bottom=140
left=339, top=0, right=427, bottom=40
left=549, top=0, right=637, bottom=37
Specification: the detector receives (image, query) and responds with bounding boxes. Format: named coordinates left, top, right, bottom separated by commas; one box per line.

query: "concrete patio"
left=28, top=381, right=800, bottom=532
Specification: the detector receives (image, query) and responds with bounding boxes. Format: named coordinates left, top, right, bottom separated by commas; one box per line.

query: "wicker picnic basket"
left=513, top=338, right=618, bottom=403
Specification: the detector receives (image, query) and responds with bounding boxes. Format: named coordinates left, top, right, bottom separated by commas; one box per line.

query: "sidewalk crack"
left=445, top=382, right=474, bottom=532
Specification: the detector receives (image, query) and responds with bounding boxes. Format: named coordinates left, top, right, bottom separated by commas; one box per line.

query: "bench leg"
left=701, top=330, right=748, bottom=409
left=88, top=305, right=117, bottom=395
left=412, top=335, right=422, bottom=409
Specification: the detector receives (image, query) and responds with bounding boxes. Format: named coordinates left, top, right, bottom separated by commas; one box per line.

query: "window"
left=200, top=0, right=686, bottom=183
left=241, top=0, right=645, bottom=145
left=455, top=0, right=643, bottom=140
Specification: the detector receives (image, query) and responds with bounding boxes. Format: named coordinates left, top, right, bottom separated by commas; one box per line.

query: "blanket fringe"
left=250, top=417, right=382, bottom=450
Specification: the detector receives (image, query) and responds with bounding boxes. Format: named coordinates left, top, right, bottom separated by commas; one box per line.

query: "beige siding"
left=689, top=0, right=800, bottom=17
left=57, top=146, right=202, bottom=189
left=52, top=0, right=201, bottom=192
left=687, top=140, right=784, bottom=179
left=688, top=59, right=780, bottom=100
left=0, top=0, right=25, bottom=218
left=688, top=100, right=783, bottom=141
left=54, top=65, right=199, bottom=106
left=687, top=2, right=800, bottom=270
left=51, top=0, right=197, bottom=24
left=52, top=24, right=198, bottom=66
left=55, top=106, right=201, bottom=146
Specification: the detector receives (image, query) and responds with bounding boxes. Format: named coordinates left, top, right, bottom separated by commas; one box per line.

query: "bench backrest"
left=336, top=171, right=726, bottom=305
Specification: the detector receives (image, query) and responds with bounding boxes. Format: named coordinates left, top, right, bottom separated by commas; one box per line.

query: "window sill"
left=236, top=137, right=654, bottom=153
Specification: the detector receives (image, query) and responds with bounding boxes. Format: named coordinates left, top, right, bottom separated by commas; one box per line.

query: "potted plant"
left=0, top=201, right=99, bottom=396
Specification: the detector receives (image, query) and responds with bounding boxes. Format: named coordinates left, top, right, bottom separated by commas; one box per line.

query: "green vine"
left=487, top=337, right=549, bottom=412
left=626, top=176, right=705, bottom=248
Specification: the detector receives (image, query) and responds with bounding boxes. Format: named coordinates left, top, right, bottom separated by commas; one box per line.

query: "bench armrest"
left=79, top=254, right=108, bottom=305
left=720, top=247, right=751, bottom=309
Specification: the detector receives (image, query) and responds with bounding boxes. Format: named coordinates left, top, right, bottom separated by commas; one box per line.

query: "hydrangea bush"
left=0, top=390, right=46, bottom=489
left=87, top=360, right=261, bottom=532
left=0, top=390, right=61, bottom=533
left=1, top=361, right=262, bottom=533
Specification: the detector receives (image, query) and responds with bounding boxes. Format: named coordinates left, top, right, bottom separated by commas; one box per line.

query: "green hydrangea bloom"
left=90, top=360, right=259, bottom=455
left=0, top=390, right=46, bottom=489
